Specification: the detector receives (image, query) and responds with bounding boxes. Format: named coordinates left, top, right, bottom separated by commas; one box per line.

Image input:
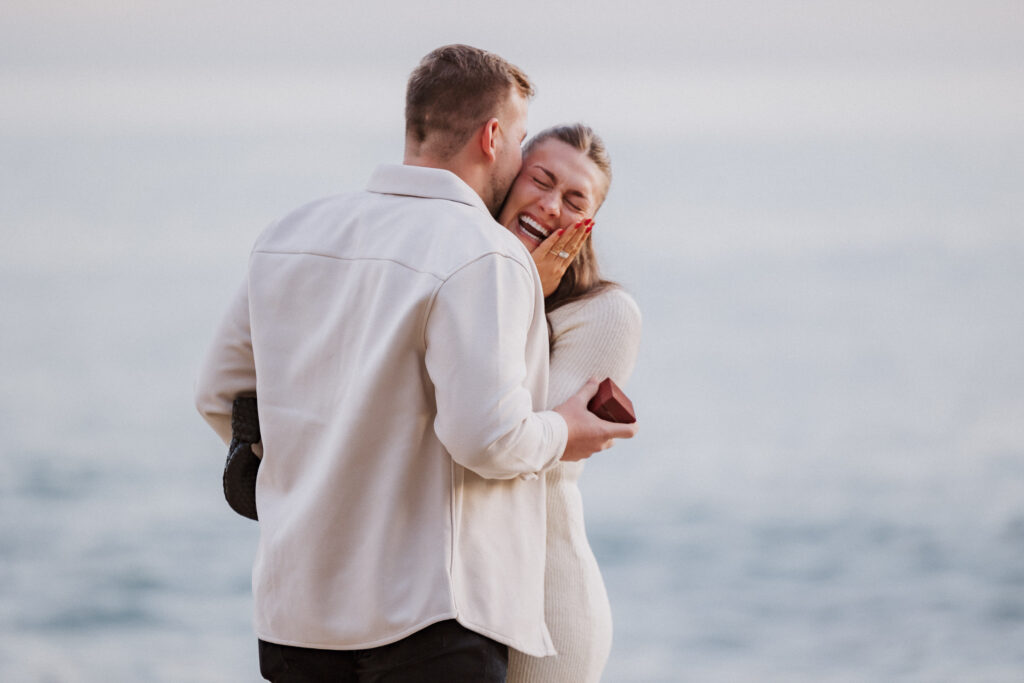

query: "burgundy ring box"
left=587, top=377, right=636, bottom=424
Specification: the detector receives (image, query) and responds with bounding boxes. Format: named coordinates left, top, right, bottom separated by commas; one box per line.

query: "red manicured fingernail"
left=558, top=229, right=565, bottom=235
left=586, top=225, right=593, bottom=233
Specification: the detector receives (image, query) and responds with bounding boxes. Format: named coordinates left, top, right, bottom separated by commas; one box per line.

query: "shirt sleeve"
left=194, top=277, right=258, bottom=445
left=424, top=253, right=567, bottom=480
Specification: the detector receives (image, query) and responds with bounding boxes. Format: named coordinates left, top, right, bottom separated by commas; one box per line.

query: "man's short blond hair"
left=406, top=44, right=534, bottom=159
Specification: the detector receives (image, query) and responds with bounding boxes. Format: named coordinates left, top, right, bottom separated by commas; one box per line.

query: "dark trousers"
left=258, top=620, right=508, bottom=682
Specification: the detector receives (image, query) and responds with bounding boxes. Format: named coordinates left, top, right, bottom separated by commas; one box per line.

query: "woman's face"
left=497, top=138, right=605, bottom=252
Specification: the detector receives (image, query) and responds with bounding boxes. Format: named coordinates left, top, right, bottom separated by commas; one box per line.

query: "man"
left=195, top=44, right=637, bottom=682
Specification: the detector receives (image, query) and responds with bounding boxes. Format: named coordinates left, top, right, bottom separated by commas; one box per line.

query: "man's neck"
left=404, top=149, right=488, bottom=209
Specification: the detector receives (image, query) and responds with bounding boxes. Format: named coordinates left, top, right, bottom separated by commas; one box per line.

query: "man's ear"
left=479, top=117, right=500, bottom=162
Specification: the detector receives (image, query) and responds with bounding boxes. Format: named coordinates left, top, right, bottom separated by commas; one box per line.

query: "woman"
left=498, top=124, right=642, bottom=683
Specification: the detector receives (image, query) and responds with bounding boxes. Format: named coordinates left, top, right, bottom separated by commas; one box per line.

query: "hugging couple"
left=195, top=44, right=641, bottom=682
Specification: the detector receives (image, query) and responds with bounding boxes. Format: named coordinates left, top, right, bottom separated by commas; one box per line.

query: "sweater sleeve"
left=546, top=288, right=642, bottom=409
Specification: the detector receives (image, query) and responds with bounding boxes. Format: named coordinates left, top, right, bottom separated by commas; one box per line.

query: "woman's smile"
left=515, top=212, right=554, bottom=247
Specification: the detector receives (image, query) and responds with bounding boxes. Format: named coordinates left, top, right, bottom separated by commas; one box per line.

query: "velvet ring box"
left=587, top=377, right=636, bottom=424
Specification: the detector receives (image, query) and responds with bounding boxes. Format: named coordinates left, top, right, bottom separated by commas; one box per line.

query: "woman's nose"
left=538, top=190, right=560, bottom=217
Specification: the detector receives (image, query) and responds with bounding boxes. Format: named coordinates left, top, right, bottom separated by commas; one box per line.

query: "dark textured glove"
left=224, top=396, right=260, bottom=521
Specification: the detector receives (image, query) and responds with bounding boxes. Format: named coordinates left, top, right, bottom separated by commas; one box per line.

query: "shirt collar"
left=366, top=164, right=491, bottom=216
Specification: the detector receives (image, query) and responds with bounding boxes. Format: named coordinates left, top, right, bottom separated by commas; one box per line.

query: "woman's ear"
left=479, top=117, right=500, bottom=162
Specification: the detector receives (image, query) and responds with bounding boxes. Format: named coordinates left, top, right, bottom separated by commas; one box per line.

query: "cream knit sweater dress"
left=508, top=287, right=642, bottom=683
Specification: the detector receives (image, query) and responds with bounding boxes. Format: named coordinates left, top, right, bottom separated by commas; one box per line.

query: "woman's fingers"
left=558, top=219, right=592, bottom=262
left=533, top=219, right=594, bottom=296
left=547, top=219, right=592, bottom=260
left=568, top=219, right=592, bottom=255
left=536, top=226, right=563, bottom=254
left=545, top=222, right=577, bottom=257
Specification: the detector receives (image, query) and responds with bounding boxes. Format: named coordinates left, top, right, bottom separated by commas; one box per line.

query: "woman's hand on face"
left=533, top=219, right=593, bottom=297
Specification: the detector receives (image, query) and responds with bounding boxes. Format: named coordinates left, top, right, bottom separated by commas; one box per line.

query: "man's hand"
left=554, top=378, right=639, bottom=462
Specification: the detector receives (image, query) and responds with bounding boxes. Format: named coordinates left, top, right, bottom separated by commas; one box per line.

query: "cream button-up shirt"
left=195, top=164, right=566, bottom=656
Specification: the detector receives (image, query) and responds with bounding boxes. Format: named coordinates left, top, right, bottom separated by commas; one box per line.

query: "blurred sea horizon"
left=3, top=3, right=1024, bottom=680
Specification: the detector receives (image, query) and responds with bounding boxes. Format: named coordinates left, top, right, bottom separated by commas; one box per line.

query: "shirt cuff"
left=518, top=410, right=569, bottom=480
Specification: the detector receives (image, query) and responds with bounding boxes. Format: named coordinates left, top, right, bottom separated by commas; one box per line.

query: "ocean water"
left=2, top=92, right=1024, bottom=681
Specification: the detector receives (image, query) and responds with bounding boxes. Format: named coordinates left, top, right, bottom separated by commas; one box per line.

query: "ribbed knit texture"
left=508, top=287, right=642, bottom=683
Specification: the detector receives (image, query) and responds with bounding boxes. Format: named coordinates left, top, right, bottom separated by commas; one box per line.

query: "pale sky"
left=2, top=2, right=1022, bottom=143
left=2, top=0, right=1022, bottom=69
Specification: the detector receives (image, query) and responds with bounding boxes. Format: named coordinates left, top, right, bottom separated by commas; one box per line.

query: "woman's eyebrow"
left=533, top=166, right=558, bottom=184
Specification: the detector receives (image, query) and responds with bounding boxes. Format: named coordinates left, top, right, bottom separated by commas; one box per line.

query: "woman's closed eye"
left=566, top=191, right=593, bottom=213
